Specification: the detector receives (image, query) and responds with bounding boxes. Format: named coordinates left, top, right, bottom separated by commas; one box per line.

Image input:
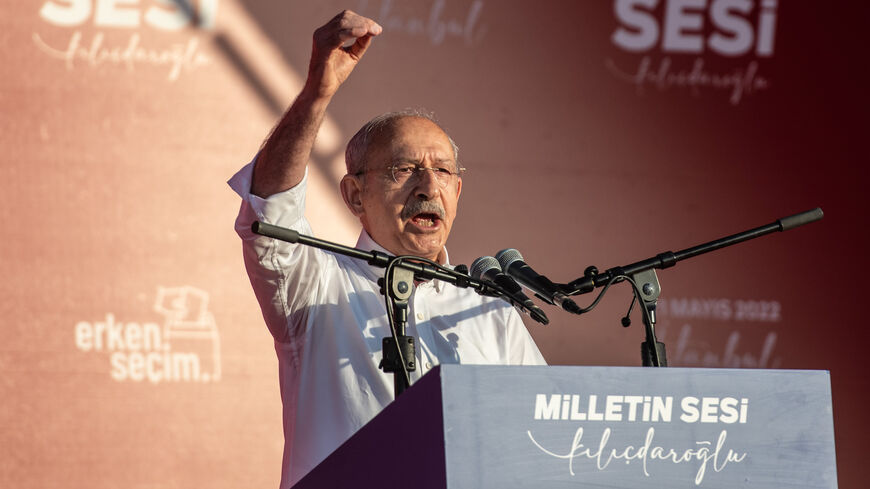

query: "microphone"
left=470, top=256, right=549, bottom=325
left=496, top=249, right=583, bottom=315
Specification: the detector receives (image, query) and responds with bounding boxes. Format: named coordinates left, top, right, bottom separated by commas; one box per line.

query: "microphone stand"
left=563, top=208, right=824, bottom=367
left=380, top=265, right=416, bottom=396
left=250, top=221, right=520, bottom=398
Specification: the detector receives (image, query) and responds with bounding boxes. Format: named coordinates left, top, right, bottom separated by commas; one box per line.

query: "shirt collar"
left=355, top=229, right=450, bottom=292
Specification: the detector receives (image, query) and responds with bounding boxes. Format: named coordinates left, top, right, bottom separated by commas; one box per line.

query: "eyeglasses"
left=356, top=163, right=466, bottom=188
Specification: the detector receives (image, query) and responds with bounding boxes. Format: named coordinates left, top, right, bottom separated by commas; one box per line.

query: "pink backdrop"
left=2, top=1, right=867, bottom=487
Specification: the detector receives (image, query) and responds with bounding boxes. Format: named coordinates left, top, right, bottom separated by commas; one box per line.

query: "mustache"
left=401, top=199, right=445, bottom=220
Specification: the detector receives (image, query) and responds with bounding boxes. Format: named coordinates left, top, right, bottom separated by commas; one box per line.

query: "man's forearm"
left=252, top=87, right=333, bottom=198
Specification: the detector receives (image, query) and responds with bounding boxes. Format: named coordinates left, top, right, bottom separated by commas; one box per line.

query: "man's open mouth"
left=411, top=213, right=441, bottom=228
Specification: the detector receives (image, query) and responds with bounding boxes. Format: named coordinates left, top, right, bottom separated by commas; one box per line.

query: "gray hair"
left=345, top=108, right=460, bottom=176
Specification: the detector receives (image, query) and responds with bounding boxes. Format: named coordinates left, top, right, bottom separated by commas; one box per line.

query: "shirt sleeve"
left=228, top=158, right=328, bottom=343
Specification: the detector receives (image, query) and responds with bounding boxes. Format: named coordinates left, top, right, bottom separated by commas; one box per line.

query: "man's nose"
left=413, top=168, right=441, bottom=200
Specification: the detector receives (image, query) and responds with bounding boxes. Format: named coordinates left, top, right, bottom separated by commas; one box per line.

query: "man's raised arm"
left=251, top=10, right=382, bottom=198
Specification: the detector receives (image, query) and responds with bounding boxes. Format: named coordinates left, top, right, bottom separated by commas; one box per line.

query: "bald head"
left=345, top=109, right=459, bottom=176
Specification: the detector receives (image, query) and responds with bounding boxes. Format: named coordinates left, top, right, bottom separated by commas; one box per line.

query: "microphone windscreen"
left=470, top=256, right=501, bottom=279
left=496, top=248, right=524, bottom=270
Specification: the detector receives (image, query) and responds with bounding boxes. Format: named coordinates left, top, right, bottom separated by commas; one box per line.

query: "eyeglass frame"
left=353, top=162, right=466, bottom=187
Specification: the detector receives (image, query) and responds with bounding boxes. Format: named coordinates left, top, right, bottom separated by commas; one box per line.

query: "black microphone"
left=496, top=249, right=583, bottom=315
left=470, top=256, right=549, bottom=325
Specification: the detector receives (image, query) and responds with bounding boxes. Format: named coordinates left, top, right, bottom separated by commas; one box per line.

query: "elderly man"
left=229, top=10, right=546, bottom=488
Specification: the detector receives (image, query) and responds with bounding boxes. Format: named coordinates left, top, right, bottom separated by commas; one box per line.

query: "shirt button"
left=416, top=312, right=425, bottom=320
left=425, top=362, right=432, bottom=369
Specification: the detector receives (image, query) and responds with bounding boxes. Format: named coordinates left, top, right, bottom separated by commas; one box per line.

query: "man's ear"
left=340, top=174, right=365, bottom=217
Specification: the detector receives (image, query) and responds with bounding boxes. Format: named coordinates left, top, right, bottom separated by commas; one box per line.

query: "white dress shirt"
left=229, top=160, right=546, bottom=488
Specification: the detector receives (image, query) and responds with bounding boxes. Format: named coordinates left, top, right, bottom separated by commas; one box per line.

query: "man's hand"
left=252, top=10, right=381, bottom=198
left=306, top=10, right=383, bottom=98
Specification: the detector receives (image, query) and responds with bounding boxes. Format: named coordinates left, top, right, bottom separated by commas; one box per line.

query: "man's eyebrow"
left=390, top=157, right=420, bottom=164
left=390, top=156, right=455, bottom=164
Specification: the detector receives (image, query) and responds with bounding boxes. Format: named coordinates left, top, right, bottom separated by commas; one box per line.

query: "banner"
left=1, top=1, right=865, bottom=487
